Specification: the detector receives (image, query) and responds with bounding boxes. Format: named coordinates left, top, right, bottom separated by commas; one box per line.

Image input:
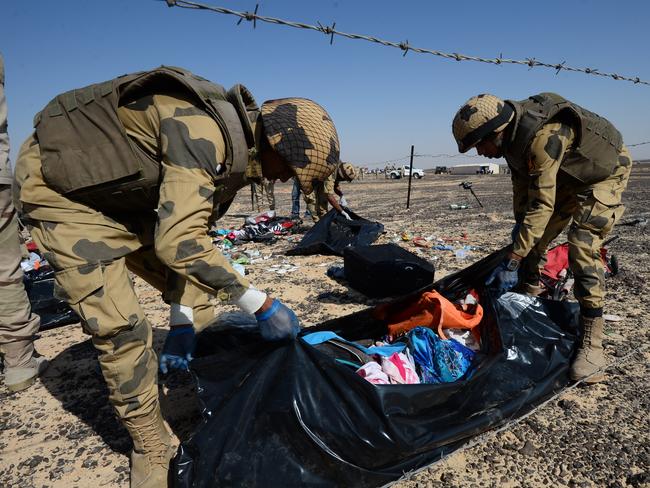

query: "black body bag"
left=172, top=248, right=579, bottom=487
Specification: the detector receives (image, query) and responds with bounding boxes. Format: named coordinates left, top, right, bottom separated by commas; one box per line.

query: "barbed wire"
left=164, top=0, right=650, bottom=86
left=628, top=140, right=650, bottom=147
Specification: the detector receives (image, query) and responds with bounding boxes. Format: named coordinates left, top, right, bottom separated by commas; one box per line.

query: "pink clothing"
left=356, top=361, right=390, bottom=384
left=381, top=352, right=420, bottom=384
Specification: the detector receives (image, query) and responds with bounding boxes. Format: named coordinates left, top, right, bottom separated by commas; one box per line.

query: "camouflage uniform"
left=508, top=122, right=631, bottom=311
left=252, top=178, right=276, bottom=212
left=304, top=166, right=337, bottom=220
left=15, top=90, right=250, bottom=420
left=0, top=54, right=41, bottom=374
left=453, top=93, right=630, bottom=314
left=305, top=162, right=356, bottom=220
left=14, top=68, right=340, bottom=470
left=454, top=93, right=630, bottom=383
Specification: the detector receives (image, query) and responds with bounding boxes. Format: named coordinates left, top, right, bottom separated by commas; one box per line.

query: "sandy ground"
left=1, top=169, right=649, bottom=488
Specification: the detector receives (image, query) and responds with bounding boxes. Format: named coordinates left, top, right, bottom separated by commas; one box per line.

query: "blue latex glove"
left=511, top=222, right=521, bottom=243
left=159, top=325, right=195, bottom=374
left=256, top=299, right=301, bottom=341
left=485, top=261, right=519, bottom=295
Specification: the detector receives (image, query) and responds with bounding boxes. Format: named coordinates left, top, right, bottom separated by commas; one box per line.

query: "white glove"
left=340, top=210, right=353, bottom=221
left=339, top=196, right=348, bottom=207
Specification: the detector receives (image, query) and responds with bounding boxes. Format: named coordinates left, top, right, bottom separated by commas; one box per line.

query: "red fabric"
left=543, top=243, right=610, bottom=280
left=542, top=243, right=569, bottom=280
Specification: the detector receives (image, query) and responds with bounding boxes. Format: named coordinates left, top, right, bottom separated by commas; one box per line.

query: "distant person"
left=0, top=54, right=48, bottom=393
left=14, top=65, right=340, bottom=487
left=452, top=92, right=631, bottom=384
left=290, top=176, right=311, bottom=220
left=304, top=162, right=357, bottom=222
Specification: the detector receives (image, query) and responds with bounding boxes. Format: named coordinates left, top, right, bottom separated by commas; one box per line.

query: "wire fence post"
left=406, top=145, right=414, bottom=209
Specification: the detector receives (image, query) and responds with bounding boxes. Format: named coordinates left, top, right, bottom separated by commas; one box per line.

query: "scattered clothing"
left=408, top=327, right=475, bottom=383
left=212, top=216, right=297, bottom=246
left=380, top=351, right=420, bottom=384
left=356, top=362, right=390, bottom=385
left=20, top=252, right=46, bottom=272
left=383, top=290, right=483, bottom=340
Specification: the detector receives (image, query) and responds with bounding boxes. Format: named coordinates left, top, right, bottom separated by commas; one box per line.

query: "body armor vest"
left=34, top=66, right=258, bottom=215
left=504, top=93, right=623, bottom=184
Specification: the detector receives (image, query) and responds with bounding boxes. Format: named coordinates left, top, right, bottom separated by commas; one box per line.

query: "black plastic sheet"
left=173, top=248, right=579, bottom=488
left=24, top=267, right=79, bottom=330
left=286, top=208, right=384, bottom=256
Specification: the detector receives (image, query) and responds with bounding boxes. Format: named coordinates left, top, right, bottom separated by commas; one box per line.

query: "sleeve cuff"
left=234, top=286, right=268, bottom=314
left=169, top=302, right=194, bottom=326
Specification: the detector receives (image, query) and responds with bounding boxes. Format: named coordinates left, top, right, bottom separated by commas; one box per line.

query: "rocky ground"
left=1, top=169, right=648, bottom=487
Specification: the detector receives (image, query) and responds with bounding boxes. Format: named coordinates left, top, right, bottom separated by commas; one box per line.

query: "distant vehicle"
left=434, top=166, right=450, bottom=174
left=388, top=165, right=425, bottom=179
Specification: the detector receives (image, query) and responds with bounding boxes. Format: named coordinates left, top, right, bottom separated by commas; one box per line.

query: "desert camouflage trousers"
left=520, top=147, right=632, bottom=311
left=303, top=183, right=329, bottom=222
left=252, top=179, right=275, bottom=212
left=0, top=185, right=40, bottom=348
left=13, top=135, right=214, bottom=420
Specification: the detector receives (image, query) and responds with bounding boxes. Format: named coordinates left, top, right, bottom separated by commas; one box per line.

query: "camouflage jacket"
left=503, top=94, right=627, bottom=258
left=118, top=91, right=254, bottom=300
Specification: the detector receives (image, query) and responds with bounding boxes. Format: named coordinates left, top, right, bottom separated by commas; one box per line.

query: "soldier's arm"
left=323, top=172, right=344, bottom=212
left=152, top=93, right=262, bottom=309
left=333, top=181, right=344, bottom=198
left=512, top=121, right=575, bottom=257
left=510, top=171, right=529, bottom=223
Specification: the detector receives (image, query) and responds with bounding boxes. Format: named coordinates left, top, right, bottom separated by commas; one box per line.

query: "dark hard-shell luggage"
left=344, top=243, right=435, bottom=297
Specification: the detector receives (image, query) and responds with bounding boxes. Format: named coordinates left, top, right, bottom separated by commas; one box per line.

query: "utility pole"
left=406, top=145, right=414, bottom=209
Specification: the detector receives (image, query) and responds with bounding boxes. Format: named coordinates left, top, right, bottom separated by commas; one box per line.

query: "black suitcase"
left=343, top=244, right=435, bottom=297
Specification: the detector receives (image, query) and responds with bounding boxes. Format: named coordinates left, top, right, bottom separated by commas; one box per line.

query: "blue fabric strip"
left=302, top=331, right=405, bottom=356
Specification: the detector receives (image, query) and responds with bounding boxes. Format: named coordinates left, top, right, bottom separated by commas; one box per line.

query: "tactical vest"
left=34, top=66, right=258, bottom=214
left=504, top=93, right=623, bottom=184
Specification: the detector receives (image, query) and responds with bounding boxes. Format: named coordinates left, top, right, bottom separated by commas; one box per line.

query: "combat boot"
left=570, top=315, right=606, bottom=384
left=125, top=406, right=175, bottom=488
left=2, top=340, right=49, bottom=393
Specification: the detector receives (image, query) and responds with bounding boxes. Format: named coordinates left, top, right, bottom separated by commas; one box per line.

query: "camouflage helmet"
left=261, top=98, right=339, bottom=194
left=452, top=94, right=514, bottom=153
left=338, top=162, right=357, bottom=181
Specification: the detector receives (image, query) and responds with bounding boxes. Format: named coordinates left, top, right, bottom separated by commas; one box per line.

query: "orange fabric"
left=385, top=290, right=483, bottom=340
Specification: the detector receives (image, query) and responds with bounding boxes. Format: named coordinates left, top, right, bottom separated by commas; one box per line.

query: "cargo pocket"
left=54, top=265, right=105, bottom=334
left=576, top=189, right=621, bottom=236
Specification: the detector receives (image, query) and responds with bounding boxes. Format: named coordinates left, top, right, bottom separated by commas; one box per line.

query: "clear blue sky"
left=2, top=0, right=649, bottom=168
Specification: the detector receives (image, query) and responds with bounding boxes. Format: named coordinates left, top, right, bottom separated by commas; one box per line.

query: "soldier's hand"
left=339, top=196, right=348, bottom=207
left=159, top=325, right=196, bottom=374
left=340, top=210, right=353, bottom=221
left=485, top=262, right=519, bottom=295
left=255, top=299, right=301, bottom=341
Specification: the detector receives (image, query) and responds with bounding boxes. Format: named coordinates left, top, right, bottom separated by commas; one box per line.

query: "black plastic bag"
left=24, top=267, right=79, bottom=330
left=286, top=208, right=384, bottom=256
left=172, top=248, right=579, bottom=488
